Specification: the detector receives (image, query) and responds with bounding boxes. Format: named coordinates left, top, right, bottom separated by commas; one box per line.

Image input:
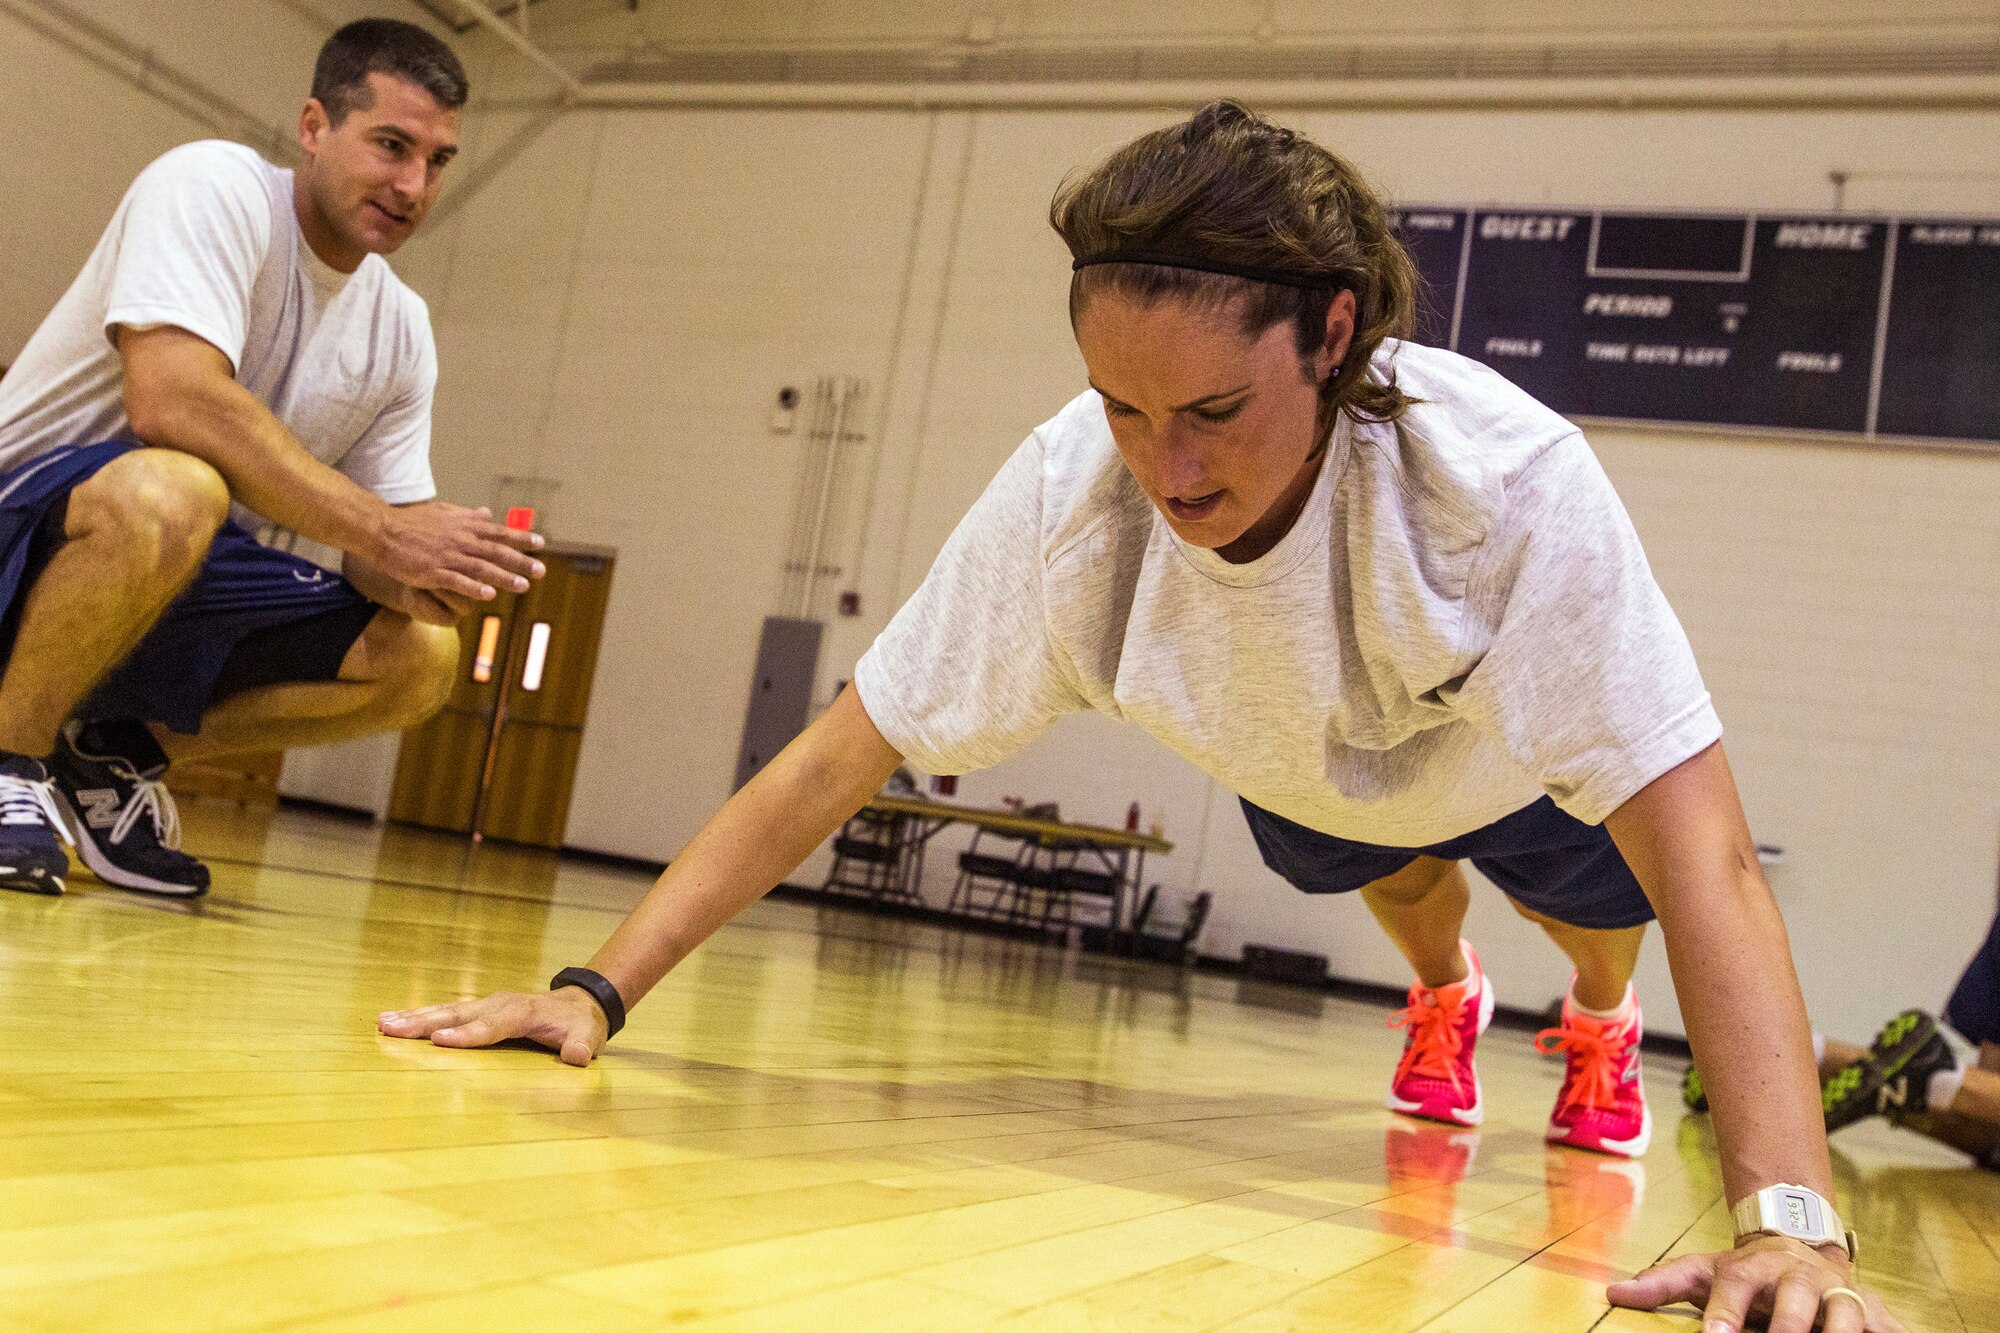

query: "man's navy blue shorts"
left=0, top=440, right=377, bottom=735
left=1947, top=910, right=2000, bottom=1047
left=1240, top=795, right=1655, bottom=930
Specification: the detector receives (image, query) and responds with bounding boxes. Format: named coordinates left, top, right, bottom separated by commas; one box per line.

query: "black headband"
left=1072, top=250, right=1336, bottom=290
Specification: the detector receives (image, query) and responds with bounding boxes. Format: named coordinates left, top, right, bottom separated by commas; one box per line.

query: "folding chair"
left=946, top=825, right=1045, bottom=924
left=821, top=807, right=915, bottom=907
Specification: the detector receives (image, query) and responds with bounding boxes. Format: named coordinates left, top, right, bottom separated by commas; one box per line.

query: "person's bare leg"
left=0, top=450, right=228, bottom=756
left=1909, top=1064, right=2000, bottom=1163
left=1360, top=856, right=1472, bottom=989
left=1509, top=900, right=1645, bottom=1011
left=1821, top=1036, right=1867, bottom=1079
left=155, top=609, right=458, bottom=763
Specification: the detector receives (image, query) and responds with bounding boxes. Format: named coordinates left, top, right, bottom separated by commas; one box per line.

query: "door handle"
left=472, top=615, right=503, bottom=683
left=521, top=621, right=552, bottom=691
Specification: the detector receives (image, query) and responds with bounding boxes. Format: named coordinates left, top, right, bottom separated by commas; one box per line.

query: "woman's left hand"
left=1607, top=1235, right=1906, bottom=1333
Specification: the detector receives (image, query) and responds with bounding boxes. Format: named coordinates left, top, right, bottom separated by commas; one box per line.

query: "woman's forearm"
left=1658, top=870, right=1835, bottom=1206
left=585, top=685, right=904, bottom=1007
left=1605, top=744, right=1837, bottom=1213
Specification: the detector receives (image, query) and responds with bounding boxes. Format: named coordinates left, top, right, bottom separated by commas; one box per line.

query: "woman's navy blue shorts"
left=0, top=440, right=377, bottom=735
left=1239, top=795, right=1656, bottom=930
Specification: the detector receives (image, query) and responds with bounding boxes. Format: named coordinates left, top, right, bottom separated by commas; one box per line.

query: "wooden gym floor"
left=4, top=801, right=1996, bottom=1331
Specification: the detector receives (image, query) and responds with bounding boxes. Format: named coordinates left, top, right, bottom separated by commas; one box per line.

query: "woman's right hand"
left=377, top=986, right=609, bottom=1067
left=373, top=688, right=904, bottom=1074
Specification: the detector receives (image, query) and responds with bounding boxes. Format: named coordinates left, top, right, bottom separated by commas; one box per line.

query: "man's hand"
left=343, top=546, right=478, bottom=625
left=1609, top=1235, right=1906, bottom=1333
left=378, top=987, right=608, bottom=1067
left=374, top=501, right=544, bottom=602
left=399, top=586, right=477, bottom=626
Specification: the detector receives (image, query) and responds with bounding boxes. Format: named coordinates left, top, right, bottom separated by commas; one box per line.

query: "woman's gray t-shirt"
left=855, top=340, right=1720, bottom=846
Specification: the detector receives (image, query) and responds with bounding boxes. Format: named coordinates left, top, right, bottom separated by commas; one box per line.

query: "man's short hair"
left=312, top=19, right=469, bottom=124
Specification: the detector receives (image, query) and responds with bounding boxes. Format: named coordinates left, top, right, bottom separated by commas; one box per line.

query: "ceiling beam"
left=446, top=0, right=579, bottom=100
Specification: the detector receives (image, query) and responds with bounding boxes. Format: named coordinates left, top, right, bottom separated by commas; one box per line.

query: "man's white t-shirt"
left=855, top=340, right=1722, bottom=846
left=0, top=139, right=437, bottom=524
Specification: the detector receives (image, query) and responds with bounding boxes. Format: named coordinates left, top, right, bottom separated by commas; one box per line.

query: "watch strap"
left=550, top=966, right=626, bottom=1039
left=1730, top=1191, right=1765, bottom=1237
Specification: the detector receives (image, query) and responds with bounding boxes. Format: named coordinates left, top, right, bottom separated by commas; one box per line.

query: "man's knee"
left=76, top=449, right=230, bottom=573
left=368, top=616, right=458, bottom=727
left=405, top=621, right=459, bottom=721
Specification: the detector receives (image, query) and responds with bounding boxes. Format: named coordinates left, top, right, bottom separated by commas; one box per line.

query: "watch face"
left=1777, top=1189, right=1823, bottom=1236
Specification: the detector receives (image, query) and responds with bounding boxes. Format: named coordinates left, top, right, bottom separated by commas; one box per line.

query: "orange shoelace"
left=1535, top=1019, right=1630, bottom=1115
left=1388, top=990, right=1469, bottom=1094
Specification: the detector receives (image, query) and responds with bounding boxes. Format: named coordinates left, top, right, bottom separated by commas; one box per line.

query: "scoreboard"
left=1390, top=207, right=2000, bottom=448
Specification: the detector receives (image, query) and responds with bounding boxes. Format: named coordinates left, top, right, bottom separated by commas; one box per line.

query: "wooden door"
left=477, top=548, right=614, bottom=847
left=386, top=544, right=615, bottom=849
left=387, top=590, right=520, bottom=833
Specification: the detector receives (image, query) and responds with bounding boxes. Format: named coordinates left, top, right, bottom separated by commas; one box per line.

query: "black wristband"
left=550, top=966, right=626, bottom=1039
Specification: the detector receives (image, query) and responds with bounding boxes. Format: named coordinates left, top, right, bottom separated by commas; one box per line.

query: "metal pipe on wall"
left=796, top=377, right=842, bottom=619
left=839, top=113, right=942, bottom=615
left=800, top=378, right=860, bottom=620
left=780, top=379, right=832, bottom=617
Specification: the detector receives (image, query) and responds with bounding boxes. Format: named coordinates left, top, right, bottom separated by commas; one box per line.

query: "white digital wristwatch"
left=1731, top=1183, right=1857, bottom=1261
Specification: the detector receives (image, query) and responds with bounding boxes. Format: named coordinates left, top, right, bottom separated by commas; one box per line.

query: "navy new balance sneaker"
left=0, top=751, right=73, bottom=895
left=50, top=720, right=210, bottom=897
left=1822, top=1009, right=1970, bottom=1133
left=1864, top=1009, right=1966, bottom=1125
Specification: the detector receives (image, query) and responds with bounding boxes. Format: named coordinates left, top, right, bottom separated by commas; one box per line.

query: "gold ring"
left=1821, top=1285, right=1866, bottom=1310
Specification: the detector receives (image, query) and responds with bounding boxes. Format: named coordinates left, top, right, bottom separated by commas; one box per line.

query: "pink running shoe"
left=1385, top=941, right=1495, bottom=1127
left=1536, top=982, right=1652, bottom=1158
